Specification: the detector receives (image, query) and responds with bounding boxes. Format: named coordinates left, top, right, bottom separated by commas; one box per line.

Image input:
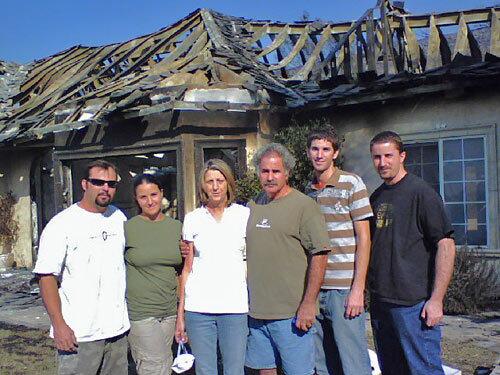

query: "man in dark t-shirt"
left=369, top=131, right=456, bottom=375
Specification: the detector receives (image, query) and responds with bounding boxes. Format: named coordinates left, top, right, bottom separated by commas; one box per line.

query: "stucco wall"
left=308, top=89, right=500, bottom=249
left=0, top=152, right=35, bottom=267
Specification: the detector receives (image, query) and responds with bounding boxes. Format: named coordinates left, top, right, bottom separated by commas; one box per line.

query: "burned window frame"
left=52, top=143, right=184, bottom=220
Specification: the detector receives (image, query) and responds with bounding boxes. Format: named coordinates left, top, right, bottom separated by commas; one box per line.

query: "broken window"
left=195, top=140, right=246, bottom=179
left=193, top=140, right=247, bottom=206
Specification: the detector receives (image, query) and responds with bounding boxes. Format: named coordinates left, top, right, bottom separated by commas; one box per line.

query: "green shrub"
left=444, top=247, right=499, bottom=315
left=272, top=117, right=344, bottom=191
left=235, top=172, right=261, bottom=204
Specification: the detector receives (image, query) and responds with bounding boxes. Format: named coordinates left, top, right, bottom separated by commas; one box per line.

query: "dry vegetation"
left=0, top=322, right=497, bottom=375
left=0, top=193, right=19, bottom=255
left=0, top=323, right=54, bottom=375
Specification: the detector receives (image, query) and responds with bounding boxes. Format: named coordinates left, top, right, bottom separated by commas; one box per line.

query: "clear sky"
left=1, top=0, right=498, bottom=63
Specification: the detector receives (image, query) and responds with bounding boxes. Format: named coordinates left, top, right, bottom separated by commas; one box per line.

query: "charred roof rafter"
left=0, top=1, right=499, bottom=143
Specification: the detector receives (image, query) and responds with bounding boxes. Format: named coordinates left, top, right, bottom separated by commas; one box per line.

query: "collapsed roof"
left=0, top=61, right=31, bottom=113
left=0, top=1, right=499, bottom=143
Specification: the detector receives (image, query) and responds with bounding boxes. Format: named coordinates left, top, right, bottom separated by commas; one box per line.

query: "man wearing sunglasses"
left=34, top=160, right=130, bottom=375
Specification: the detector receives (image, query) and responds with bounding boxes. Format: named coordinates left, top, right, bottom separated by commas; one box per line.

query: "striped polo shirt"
left=306, top=168, right=373, bottom=289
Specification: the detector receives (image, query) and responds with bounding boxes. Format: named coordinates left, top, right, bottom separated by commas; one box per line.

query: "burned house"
left=0, top=1, right=499, bottom=267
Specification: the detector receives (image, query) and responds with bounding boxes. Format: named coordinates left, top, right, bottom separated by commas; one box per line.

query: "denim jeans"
left=185, top=311, right=248, bottom=375
left=128, top=316, right=176, bottom=375
left=246, top=317, right=316, bottom=375
left=370, top=299, right=445, bottom=375
left=314, top=289, right=371, bottom=375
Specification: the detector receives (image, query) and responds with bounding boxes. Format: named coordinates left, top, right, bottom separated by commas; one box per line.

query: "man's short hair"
left=252, top=143, right=296, bottom=173
left=84, top=160, right=118, bottom=179
left=307, top=126, right=342, bottom=151
left=370, top=131, right=404, bottom=152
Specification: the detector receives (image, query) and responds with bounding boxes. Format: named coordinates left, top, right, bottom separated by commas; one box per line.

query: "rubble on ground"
left=0, top=269, right=48, bottom=329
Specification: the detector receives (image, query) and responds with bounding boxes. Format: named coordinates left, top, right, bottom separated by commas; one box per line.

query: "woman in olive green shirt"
left=125, top=173, right=182, bottom=375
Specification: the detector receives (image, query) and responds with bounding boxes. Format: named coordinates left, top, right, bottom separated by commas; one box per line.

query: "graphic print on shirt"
left=256, top=218, right=271, bottom=229
left=89, top=230, right=119, bottom=242
left=375, top=203, right=393, bottom=229
left=316, top=188, right=350, bottom=215
left=333, top=200, right=343, bottom=212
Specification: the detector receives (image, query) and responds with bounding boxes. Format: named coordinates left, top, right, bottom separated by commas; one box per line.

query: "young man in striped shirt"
left=306, top=127, right=373, bottom=375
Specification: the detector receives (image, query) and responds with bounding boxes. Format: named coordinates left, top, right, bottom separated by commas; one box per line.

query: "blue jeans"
left=246, top=317, right=316, bottom=375
left=314, top=289, right=371, bottom=375
left=370, top=299, right=445, bottom=375
left=184, top=311, right=248, bottom=375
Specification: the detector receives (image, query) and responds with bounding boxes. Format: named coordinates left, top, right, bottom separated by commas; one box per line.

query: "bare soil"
left=365, top=327, right=498, bottom=375
left=0, top=322, right=55, bottom=375
left=0, top=321, right=497, bottom=375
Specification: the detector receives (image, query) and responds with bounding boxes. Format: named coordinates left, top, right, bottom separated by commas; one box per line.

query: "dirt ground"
left=441, top=339, right=498, bottom=375
left=0, top=270, right=498, bottom=374
left=365, top=325, right=499, bottom=375
left=0, top=319, right=498, bottom=375
left=0, top=323, right=55, bottom=375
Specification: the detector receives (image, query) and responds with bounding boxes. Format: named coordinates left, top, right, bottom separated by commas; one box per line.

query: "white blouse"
left=182, top=203, right=250, bottom=313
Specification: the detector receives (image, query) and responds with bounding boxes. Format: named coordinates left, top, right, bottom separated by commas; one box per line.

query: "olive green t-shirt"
left=246, top=189, right=330, bottom=320
left=125, top=215, right=182, bottom=321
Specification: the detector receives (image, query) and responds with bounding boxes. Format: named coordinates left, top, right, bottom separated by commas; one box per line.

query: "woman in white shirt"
left=175, top=159, right=249, bottom=375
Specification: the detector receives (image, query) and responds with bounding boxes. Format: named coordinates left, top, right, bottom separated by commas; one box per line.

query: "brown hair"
left=307, top=126, right=342, bottom=151
left=370, top=131, right=404, bottom=152
left=198, top=159, right=236, bottom=206
left=84, top=159, right=118, bottom=179
left=132, top=173, right=163, bottom=214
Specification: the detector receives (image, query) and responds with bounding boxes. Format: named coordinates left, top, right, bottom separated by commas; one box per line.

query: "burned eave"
left=297, top=56, right=500, bottom=110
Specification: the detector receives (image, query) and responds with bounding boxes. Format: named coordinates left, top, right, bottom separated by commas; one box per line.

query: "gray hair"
left=252, top=143, right=296, bottom=173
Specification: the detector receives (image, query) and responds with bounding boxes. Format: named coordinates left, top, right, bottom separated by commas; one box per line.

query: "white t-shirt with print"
left=33, top=203, right=130, bottom=342
left=182, top=203, right=249, bottom=314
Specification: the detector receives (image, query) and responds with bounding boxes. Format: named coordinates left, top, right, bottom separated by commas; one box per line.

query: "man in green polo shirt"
left=245, top=142, right=330, bottom=375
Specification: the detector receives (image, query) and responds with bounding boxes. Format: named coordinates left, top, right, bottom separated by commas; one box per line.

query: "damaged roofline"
left=302, top=75, right=500, bottom=111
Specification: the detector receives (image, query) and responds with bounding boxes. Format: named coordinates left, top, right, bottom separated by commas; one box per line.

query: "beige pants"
left=57, top=333, right=128, bottom=375
left=128, top=316, right=176, bottom=375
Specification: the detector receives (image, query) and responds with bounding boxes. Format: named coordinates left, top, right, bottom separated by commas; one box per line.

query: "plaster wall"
left=315, top=89, right=500, bottom=249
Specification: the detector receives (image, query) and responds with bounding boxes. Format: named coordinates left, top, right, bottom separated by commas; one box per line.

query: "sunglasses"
left=87, top=178, right=118, bottom=188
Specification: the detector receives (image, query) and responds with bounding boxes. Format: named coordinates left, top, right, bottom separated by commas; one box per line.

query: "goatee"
left=95, top=198, right=111, bottom=208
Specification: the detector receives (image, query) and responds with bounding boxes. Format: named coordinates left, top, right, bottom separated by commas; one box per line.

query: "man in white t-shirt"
left=34, top=160, right=130, bottom=375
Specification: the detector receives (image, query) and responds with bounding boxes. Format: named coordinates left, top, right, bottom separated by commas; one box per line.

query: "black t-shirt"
left=369, top=173, right=453, bottom=306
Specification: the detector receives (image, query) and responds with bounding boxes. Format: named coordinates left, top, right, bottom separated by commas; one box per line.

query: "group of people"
left=33, top=128, right=456, bottom=375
